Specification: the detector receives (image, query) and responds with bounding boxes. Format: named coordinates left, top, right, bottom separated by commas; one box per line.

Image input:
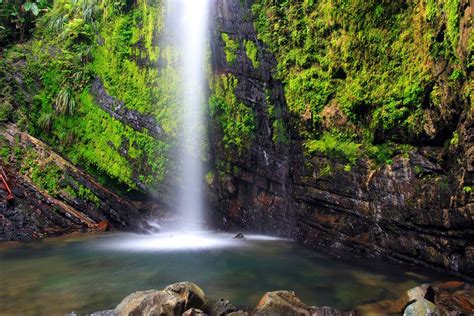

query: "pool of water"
left=0, top=232, right=452, bottom=314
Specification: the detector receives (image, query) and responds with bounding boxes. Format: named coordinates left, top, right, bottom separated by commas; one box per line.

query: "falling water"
left=166, top=0, right=210, bottom=231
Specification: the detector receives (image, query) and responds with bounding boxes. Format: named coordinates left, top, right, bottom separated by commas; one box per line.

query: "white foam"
left=97, top=232, right=286, bottom=252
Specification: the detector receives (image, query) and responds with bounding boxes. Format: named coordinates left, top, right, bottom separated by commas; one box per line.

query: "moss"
left=222, top=33, right=239, bottom=65
left=209, top=74, right=256, bottom=155
left=305, top=133, right=361, bottom=166
left=64, top=178, right=100, bottom=207
left=252, top=0, right=461, bottom=154
left=205, top=171, right=215, bottom=185
left=319, top=163, right=333, bottom=177
left=30, top=162, right=63, bottom=197
left=450, top=131, right=459, bottom=147
left=272, top=119, right=289, bottom=144
left=443, top=0, right=460, bottom=51
left=244, top=39, right=260, bottom=68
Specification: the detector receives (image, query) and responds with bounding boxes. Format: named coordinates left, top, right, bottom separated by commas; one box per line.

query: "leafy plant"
left=54, top=87, right=77, bottom=116
left=0, top=0, right=49, bottom=44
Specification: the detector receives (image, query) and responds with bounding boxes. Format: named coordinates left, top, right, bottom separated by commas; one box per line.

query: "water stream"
left=172, top=0, right=210, bottom=231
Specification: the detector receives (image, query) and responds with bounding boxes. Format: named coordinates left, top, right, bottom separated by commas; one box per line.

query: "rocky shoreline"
left=89, top=281, right=474, bottom=316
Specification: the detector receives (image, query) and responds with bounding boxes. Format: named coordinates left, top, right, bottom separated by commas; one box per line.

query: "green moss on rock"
left=210, top=74, right=256, bottom=155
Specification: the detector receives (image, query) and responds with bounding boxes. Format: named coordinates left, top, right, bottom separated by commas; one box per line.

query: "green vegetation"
left=244, top=39, right=260, bottom=68
left=15, top=144, right=100, bottom=205
left=267, top=102, right=289, bottom=144
left=210, top=74, right=256, bottom=155
left=205, top=171, right=214, bottom=185
left=0, top=0, right=49, bottom=45
left=305, top=133, right=360, bottom=166
left=252, top=0, right=464, bottom=162
left=1, top=0, right=469, bottom=195
left=1, top=0, right=174, bottom=190
left=450, top=132, right=459, bottom=147
left=222, top=33, right=239, bottom=65
left=443, top=0, right=460, bottom=51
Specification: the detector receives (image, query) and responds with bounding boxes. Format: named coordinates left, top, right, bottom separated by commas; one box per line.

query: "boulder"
left=164, top=282, right=209, bottom=312
left=360, top=282, right=474, bottom=315
left=208, top=298, right=238, bottom=315
left=403, top=298, right=436, bottom=316
left=114, top=289, right=185, bottom=316
left=254, top=291, right=310, bottom=316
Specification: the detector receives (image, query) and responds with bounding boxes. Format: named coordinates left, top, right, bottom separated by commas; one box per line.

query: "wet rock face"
left=293, top=128, right=474, bottom=277
left=0, top=174, right=80, bottom=241
left=208, top=0, right=474, bottom=279
left=208, top=0, right=295, bottom=238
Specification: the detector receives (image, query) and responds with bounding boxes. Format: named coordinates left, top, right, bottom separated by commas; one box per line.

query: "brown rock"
left=97, top=220, right=110, bottom=232
left=114, top=289, right=185, bottom=316
left=254, top=291, right=310, bottom=316
left=165, top=282, right=208, bottom=312
left=320, top=101, right=349, bottom=130
left=436, top=281, right=465, bottom=290
left=113, top=282, right=208, bottom=316
left=359, top=284, right=435, bottom=314
left=452, top=294, right=474, bottom=312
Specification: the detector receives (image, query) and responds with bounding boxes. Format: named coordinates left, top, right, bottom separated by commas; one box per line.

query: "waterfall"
left=166, top=0, right=210, bottom=231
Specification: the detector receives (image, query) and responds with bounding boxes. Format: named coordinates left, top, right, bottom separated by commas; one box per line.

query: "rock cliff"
left=207, top=0, right=474, bottom=279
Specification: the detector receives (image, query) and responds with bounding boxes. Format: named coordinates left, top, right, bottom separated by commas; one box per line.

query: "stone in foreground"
left=253, top=291, right=358, bottom=316
left=254, top=291, right=310, bottom=315
left=108, top=282, right=358, bottom=316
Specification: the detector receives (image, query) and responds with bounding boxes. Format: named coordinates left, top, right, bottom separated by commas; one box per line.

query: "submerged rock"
left=360, top=282, right=474, bottom=315
left=233, top=233, right=245, bottom=240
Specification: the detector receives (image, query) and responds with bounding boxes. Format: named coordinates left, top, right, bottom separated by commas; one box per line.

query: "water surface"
left=0, top=232, right=451, bottom=314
